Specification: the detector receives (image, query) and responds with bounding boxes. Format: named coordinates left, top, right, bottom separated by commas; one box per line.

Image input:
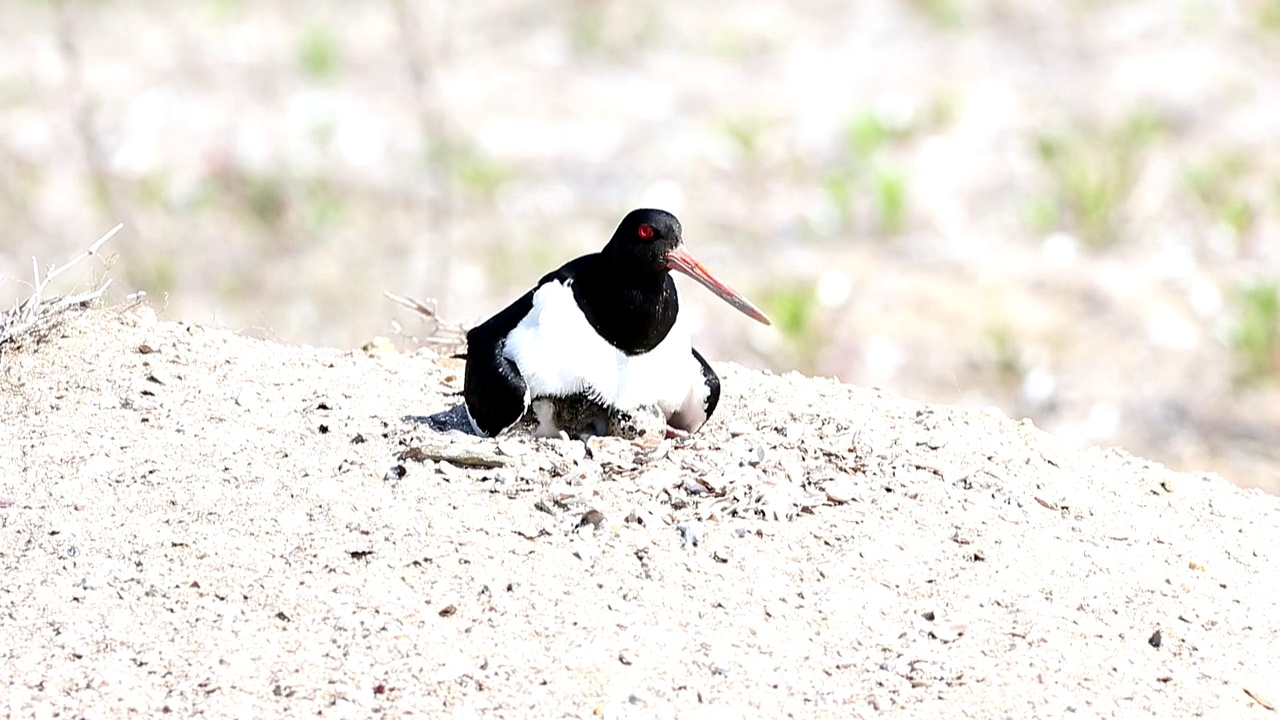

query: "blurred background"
left=2, top=0, right=1278, bottom=492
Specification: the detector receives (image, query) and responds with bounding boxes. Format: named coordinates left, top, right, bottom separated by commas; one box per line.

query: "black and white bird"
left=463, top=208, right=771, bottom=439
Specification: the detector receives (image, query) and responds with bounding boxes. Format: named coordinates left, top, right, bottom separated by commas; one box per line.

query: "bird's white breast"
left=502, top=280, right=704, bottom=418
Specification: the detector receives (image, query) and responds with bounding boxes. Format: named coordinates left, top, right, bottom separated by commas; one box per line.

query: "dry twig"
left=1, top=223, right=123, bottom=358
left=383, top=290, right=468, bottom=353
left=399, top=443, right=508, bottom=468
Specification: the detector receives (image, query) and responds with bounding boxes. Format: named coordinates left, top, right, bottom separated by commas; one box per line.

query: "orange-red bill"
left=665, top=246, right=772, bottom=325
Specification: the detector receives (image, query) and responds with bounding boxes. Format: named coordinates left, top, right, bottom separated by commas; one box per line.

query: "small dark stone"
left=578, top=509, right=605, bottom=531
left=318, top=424, right=330, bottom=434
left=438, top=604, right=457, bottom=617
left=351, top=433, right=366, bottom=444
left=1148, top=629, right=1162, bottom=648
left=384, top=464, right=407, bottom=482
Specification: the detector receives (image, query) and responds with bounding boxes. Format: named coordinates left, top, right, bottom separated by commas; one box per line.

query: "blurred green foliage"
left=206, top=0, right=244, bottom=19
left=1031, top=109, right=1168, bottom=248
left=299, top=25, right=340, bottom=80
left=822, top=173, right=857, bottom=230
left=906, top=0, right=963, bottom=28
left=302, top=178, right=346, bottom=232
left=1185, top=151, right=1258, bottom=240
left=873, top=165, right=908, bottom=235
left=1228, top=280, right=1280, bottom=384
left=1258, top=0, right=1280, bottom=31
left=761, top=282, right=822, bottom=372
left=242, top=174, right=288, bottom=227
left=440, top=142, right=513, bottom=198
left=721, top=116, right=770, bottom=161
left=128, top=258, right=177, bottom=297
left=983, top=322, right=1025, bottom=385
left=823, top=111, right=919, bottom=237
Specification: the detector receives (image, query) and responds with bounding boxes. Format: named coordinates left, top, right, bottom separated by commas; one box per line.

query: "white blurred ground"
left=1, top=0, right=1277, bottom=490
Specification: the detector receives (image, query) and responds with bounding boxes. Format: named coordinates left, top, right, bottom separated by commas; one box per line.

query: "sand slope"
left=1, top=308, right=1277, bottom=718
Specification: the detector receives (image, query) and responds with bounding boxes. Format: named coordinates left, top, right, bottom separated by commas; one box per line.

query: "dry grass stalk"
left=0, top=223, right=123, bottom=359
left=383, top=290, right=468, bottom=354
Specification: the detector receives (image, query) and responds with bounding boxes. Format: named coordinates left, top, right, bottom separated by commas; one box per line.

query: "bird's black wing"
left=463, top=290, right=535, bottom=436
left=692, top=346, right=720, bottom=422
left=463, top=253, right=602, bottom=436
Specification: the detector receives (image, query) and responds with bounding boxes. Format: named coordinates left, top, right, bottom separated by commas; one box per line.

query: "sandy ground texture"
left=1, top=306, right=1278, bottom=718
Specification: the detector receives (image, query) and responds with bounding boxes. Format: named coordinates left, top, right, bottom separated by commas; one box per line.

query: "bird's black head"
left=602, top=208, right=683, bottom=275
left=598, top=207, right=772, bottom=326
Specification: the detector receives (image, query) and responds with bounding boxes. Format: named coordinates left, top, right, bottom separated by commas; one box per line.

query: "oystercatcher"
left=463, top=208, right=771, bottom=439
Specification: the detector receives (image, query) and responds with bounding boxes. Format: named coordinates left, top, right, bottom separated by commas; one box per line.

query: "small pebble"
left=362, top=336, right=397, bottom=356
left=557, top=441, right=587, bottom=464
left=634, top=469, right=677, bottom=492
left=930, top=623, right=967, bottom=643
left=682, top=475, right=712, bottom=496
left=496, top=439, right=528, bottom=457
left=677, top=521, right=703, bottom=547
left=822, top=476, right=858, bottom=504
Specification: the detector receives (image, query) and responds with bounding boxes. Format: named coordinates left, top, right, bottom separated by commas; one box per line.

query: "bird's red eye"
left=637, top=224, right=654, bottom=240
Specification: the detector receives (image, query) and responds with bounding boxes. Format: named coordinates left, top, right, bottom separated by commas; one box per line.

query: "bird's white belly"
left=502, top=281, right=700, bottom=416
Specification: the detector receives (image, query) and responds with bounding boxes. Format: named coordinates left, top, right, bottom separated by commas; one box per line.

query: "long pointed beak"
left=665, top=245, right=772, bottom=325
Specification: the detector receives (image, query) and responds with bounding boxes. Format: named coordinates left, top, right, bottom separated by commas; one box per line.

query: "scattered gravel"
left=0, top=307, right=1277, bottom=718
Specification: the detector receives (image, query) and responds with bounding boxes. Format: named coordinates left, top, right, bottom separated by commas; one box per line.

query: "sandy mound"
left=1, top=307, right=1277, bottom=718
